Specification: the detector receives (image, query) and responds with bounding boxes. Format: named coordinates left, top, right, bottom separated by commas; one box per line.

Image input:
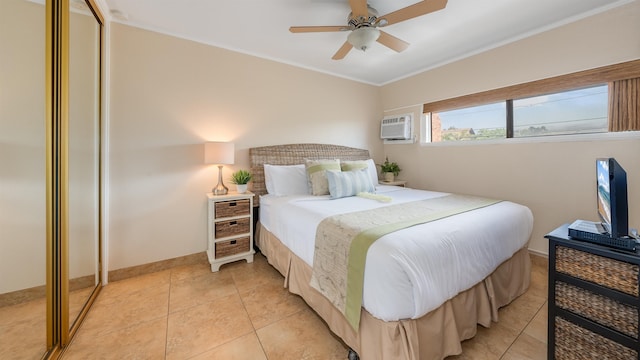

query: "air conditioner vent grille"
left=381, top=114, right=412, bottom=140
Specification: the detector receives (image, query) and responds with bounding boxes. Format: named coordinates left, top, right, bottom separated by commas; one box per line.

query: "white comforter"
left=259, top=185, right=533, bottom=322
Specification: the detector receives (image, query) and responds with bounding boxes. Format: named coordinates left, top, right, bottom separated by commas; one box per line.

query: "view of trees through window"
left=431, top=102, right=506, bottom=142
left=430, top=85, right=608, bottom=142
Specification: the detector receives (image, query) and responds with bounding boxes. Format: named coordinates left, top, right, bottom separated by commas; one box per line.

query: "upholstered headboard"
left=249, top=143, right=371, bottom=206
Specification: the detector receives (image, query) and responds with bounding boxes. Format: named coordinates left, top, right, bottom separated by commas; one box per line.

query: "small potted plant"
left=380, top=157, right=401, bottom=182
left=230, top=169, right=252, bottom=193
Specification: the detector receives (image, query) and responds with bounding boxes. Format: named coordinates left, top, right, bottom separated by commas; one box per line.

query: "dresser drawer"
left=556, top=281, right=638, bottom=338
left=215, top=237, right=250, bottom=259
left=555, top=245, right=639, bottom=296
left=215, top=199, right=250, bottom=219
left=555, top=317, right=637, bottom=359
left=214, top=218, right=250, bottom=239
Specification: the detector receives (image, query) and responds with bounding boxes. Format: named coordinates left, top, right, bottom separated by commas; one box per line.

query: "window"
left=513, top=85, right=608, bottom=137
left=432, top=102, right=505, bottom=142
left=421, top=59, right=640, bottom=144
left=428, top=85, right=608, bottom=143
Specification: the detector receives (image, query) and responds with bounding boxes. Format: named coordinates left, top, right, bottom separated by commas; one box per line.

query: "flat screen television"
left=596, top=158, right=628, bottom=238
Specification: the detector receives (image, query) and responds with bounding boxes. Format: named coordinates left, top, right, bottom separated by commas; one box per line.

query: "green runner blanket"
left=310, top=194, right=501, bottom=331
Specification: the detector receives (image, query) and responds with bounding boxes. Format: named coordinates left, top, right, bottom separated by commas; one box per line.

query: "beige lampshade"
left=204, top=142, right=235, bottom=165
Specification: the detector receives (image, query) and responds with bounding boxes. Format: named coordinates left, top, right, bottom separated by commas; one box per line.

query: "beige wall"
left=108, top=23, right=382, bottom=270
left=380, top=1, right=640, bottom=255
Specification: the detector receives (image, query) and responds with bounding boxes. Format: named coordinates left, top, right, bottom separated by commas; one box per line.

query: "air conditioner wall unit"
left=380, top=114, right=412, bottom=140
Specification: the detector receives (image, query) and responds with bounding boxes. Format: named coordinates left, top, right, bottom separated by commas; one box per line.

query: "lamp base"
left=212, top=184, right=228, bottom=196
left=212, top=165, right=228, bottom=195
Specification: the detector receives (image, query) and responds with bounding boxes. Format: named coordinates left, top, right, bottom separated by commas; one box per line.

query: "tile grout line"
left=235, top=274, right=272, bottom=359
left=164, top=271, right=235, bottom=315
left=231, top=264, right=312, bottom=360
left=164, top=268, right=175, bottom=359
left=172, top=264, right=281, bottom=359
left=252, top=308, right=309, bottom=360
left=499, top=299, right=548, bottom=360
left=175, top=286, right=253, bottom=359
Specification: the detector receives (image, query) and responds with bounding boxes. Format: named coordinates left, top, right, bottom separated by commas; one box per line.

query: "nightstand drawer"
left=215, top=199, right=250, bottom=219
left=555, top=317, right=638, bottom=359
left=214, top=218, right=250, bottom=239
left=555, top=245, right=639, bottom=296
left=556, top=281, right=638, bottom=338
left=215, top=237, right=250, bottom=259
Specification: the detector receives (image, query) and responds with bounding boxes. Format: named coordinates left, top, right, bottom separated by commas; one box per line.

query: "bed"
left=249, top=143, right=533, bottom=360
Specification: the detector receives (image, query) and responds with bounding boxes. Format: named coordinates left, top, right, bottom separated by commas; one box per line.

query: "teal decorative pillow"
left=326, top=169, right=375, bottom=199
left=305, top=159, right=341, bottom=196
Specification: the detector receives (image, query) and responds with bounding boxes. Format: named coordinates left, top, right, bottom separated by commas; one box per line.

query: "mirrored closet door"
left=0, top=0, right=48, bottom=358
left=0, top=0, right=104, bottom=358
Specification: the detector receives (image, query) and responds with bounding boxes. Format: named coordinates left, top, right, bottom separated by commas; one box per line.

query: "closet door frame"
left=45, top=0, right=104, bottom=355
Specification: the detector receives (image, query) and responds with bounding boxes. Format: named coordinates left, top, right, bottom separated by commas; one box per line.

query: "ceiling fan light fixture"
left=347, top=27, right=380, bottom=52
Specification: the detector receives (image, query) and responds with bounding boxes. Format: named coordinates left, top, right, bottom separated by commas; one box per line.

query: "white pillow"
left=341, top=159, right=379, bottom=185
left=263, top=164, right=309, bottom=196
left=326, top=169, right=375, bottom=199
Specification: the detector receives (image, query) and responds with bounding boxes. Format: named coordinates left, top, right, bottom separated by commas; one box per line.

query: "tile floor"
left=0, top=285, right=96, bottom=360
left=3, top=253, right=548, bottom=359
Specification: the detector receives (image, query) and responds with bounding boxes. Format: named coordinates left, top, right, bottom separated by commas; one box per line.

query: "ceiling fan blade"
left=349, top=0, right=369, bottom=19
left=289, top=26, right=348, bottom=33
left=377, top=0, right=447, bottom=27
left=332, top=41, right=353, bottom=60
left=377, top=31, right=409, bottom=53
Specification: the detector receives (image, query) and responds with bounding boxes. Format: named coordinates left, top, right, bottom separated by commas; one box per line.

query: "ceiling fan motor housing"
left=348, top=5, right=379, bottom=29
left=346, top=5, right=381, bottom=51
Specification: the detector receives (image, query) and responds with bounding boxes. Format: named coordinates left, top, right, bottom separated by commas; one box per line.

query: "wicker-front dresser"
left=546, top=224, right=640, bottom=360
left=207, top=192, right=255, bottom=272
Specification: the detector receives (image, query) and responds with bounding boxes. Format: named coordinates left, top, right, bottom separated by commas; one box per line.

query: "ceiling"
left=102, top=0, right=632, bottom=85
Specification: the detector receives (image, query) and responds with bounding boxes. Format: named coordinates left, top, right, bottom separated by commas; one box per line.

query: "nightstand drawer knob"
left=230, top=240, right=237, bottom=245
left=229, top=221, right=237, bottom=226
left=229, top=202, right=237, bottom=207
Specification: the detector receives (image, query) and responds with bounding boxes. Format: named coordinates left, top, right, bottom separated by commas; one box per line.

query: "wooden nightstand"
left=206, top=192, right=255, bottom=272
left=379, top=180, right=407, bottom=187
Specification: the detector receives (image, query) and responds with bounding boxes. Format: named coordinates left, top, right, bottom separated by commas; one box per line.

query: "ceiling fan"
left=289, top=0, right=448, bottom=60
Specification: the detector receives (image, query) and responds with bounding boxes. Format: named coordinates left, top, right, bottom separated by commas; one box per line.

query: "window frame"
left=421, top=59, right=640, bottom=144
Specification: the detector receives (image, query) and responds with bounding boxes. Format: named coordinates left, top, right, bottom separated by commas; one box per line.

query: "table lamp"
left=204, top=142, right=235, bottom=195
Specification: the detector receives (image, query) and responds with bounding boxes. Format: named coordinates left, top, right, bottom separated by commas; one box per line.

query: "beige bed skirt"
left=257, top=224, right=531, bottom=360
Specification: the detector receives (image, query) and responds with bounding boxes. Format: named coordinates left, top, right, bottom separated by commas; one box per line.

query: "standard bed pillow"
left=341, top=159, right=379, bottom=186
left=264, top=164, right=309, bottom=196
left=305, top=159, right=341, bottom=196
left=326, top=169, right=375, bottom=199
